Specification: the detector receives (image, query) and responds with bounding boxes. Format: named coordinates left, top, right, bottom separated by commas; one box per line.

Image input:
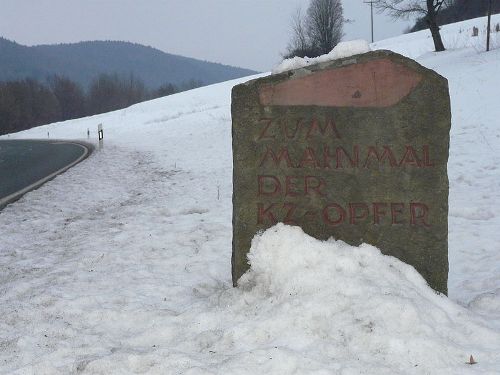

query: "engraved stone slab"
left=231, top=50, right=451, bottom=294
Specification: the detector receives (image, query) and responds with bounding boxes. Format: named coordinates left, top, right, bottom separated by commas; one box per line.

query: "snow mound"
left=231, top=224, right=500, bottom=372
left=242, top=223, right=429, bottom=295
left=272, top=39, right=371, bottom=74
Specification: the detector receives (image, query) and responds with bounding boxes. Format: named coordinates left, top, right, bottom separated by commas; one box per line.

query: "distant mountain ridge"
left=0, top=38, right=257, bottom=89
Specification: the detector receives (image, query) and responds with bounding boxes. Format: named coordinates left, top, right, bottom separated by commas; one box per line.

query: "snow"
left=1, top=14, right=500, bottom=374
left=372, top=14, right=500, bottom=59
left=240, top=225, right=500, bottom=372
left=272, top=39, right=371, bottom=74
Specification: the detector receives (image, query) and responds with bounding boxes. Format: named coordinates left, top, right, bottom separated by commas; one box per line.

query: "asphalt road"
left=0, top=140, right=92, bottom=208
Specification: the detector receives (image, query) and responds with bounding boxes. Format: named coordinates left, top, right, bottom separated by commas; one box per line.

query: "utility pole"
left=364, top=0, right=375, bottom=43
left=487, top=0, right=492, bottom=51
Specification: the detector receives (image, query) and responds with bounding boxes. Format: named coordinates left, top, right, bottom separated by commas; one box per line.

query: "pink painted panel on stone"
left=259, top=58, right=423, bottom=108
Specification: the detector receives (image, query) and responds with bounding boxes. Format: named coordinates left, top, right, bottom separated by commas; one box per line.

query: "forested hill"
left=0, top=38, right=257, bottom=89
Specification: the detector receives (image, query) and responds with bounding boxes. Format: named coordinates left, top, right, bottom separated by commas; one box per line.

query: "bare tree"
left=374, top=0, right=448, bottom=51
left=307, top=0, right=344, bottom=54
left=285, top=0, right=344, bottom=58
left=286, top=8, right=312, bottom=58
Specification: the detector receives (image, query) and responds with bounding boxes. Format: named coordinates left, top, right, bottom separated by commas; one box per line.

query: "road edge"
left=0, top=140, right=94, bottom=210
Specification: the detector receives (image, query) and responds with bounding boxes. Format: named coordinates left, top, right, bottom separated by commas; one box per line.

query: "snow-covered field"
left=1, top=14, right=500, bottom=374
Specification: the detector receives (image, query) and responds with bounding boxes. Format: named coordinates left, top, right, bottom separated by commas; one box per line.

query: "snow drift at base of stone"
left=236, top=224, right=499, bottom=371
left=272, top=39, right=371, bottom=74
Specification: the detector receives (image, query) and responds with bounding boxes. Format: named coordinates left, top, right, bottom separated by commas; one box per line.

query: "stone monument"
left=231, top=50, right=451, bottom=294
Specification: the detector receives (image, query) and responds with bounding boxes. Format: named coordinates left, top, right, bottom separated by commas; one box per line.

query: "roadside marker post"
left=87, top=128, right=90, bottom=139
left=98, top=124, right=103, bottom=149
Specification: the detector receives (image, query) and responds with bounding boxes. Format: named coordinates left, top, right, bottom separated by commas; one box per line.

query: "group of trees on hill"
left=284, top=0, right=449, bottom=57
left=410, top=0, right=500, bottom=32
left=285, top=0, right=499, bottom=59
left=0, top=74, right=202, bottom=136
left=374, top=0, right=500, bottom=51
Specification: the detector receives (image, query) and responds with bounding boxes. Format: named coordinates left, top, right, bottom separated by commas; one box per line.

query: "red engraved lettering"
left=399, top=146, right=422, bottom=167
left=363, top=146, right=398, bottom=168
left=257, top=203, right=277, bottom=225
left=259, top=147, right=295, bottom=168
left=336, top=146, right=359, bottom=169
left=284, top=118, right=304, bottom=139
left=257, top=117, right=275, bottom=140
left=349, top=203, right=369, bottom=224
left=373, top=202, right=388, bottom=224
left=299, top=147, right=321, bottom=168
left=410, top=202, right=430, bottom=227
left=305, top=176, right=326, bottom=197
left=258, top=175, right=281, bottom=197
left=283, top=203, right=298, bottom=225
left=423, top=145, right=434, bottom=167
left=285, top=176, right=300, bottom=197
left=323, top=146, right=335, bottom=169
left=327, top=118, right=342, bottom=139
left=322, top=203, right=346, bottom=226
left=390, top=203, right=405, bottom=224
left=306, top=117, right=341, bottom=139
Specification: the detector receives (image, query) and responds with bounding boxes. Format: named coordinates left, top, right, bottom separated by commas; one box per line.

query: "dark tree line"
left=0, top=74, right=203, bottom=135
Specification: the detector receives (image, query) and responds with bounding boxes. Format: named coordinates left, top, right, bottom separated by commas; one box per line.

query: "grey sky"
left=0, top=0, right=413, bottom=72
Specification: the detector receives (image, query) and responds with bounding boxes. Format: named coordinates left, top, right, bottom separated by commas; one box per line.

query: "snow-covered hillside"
left=1, top=14, right=500, bottom=374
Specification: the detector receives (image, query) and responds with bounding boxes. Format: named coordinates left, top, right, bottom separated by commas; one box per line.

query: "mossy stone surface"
left=232, top=50, right=450, bottom=294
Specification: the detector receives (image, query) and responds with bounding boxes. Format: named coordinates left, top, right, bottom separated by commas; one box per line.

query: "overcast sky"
left=0, top=0, right=413, bottom=72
